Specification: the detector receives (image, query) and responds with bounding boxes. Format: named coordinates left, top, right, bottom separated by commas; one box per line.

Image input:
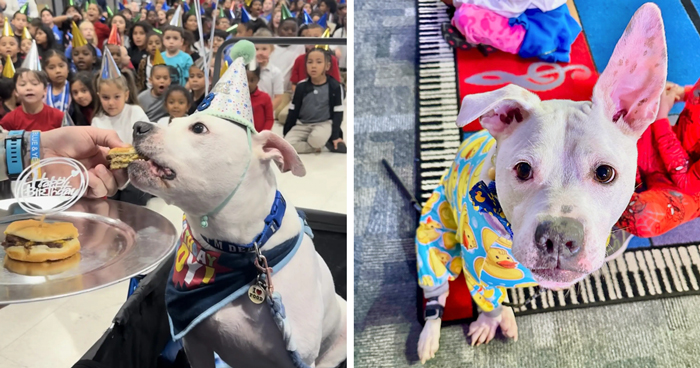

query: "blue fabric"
left=162, top=50, right=193, bottom=86
left=51, top=25, right=63, bottom=43
left=469, top=180, right=513, bottom=239
left=509, top=5, right=581, bottom=63
left=165, top=215, right=308, bottom=340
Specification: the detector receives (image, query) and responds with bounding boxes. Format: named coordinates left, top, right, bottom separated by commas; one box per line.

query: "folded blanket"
left=510, top=4, right=582, bottom=63
left=452, top=4, right=526, bottom=54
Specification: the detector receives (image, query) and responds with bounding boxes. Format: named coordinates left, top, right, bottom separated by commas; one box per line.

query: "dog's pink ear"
left=592, top=3, right=667, bottom=137
left=456, top=84, right=540, bottom=140
left=253, top=131, right=306, bottom=177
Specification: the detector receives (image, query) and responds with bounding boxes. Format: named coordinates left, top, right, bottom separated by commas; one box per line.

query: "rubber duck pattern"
left=416, top=130, right=538, bottom=312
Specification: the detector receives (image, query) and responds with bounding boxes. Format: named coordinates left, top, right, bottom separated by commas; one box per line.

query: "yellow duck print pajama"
left=416, top=130, right=538, bottom=312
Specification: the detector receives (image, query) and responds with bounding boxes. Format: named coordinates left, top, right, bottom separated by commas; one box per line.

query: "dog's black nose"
left=534, top=217, right=584, bottom=257
left=133, top=121, right=154, bottom=136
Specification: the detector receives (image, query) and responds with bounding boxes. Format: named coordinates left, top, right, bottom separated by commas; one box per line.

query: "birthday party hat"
left=240, top=7, right=251, bottom=23
left=18, top=3, right=28, bottom=16
left=316, top=13, right=328, bottom=29
left=170, top=5, right=182, bottom=27
left=100, top=46, right=121, bottom=79
left=21, top=41, right=41, bottom=71
left=107, top=24, right=122, bottom=45
left=117, top=2, right=124, bottom=11
left=43, top=4, right=49, bottom=10
left=106, top=5, right=113, bottom=16
left=162, top=2, right=169, bottom=11
left=315, top=28, right=330, bottom=51
left=219, top=60, right=228, bottom=77
left=219, top=8, right=224, bottom=18
left=84, top=0, right=89, bottom=11
left=183, top=1, right=191, bottom=14
left=195, top=40, right=255, bottom=132
left=152, top=47, right=165, bottom=66
left=281, top=4, right=293, bottom=21
left=2, top=55, right=15, bottom=79
left=2, top=18, right=14, bottom=37
left=153, top=28, right=162, bottom=35
left=244, top=0, right=252, bottom=7
left=226, top=24, right=238, bottom=34
left=21, top=27, right=31, bottom=40
left=71, top=21, right=88, bottom=47
left=302, top=9, right=312, bottom=24
left=68, top=0, right=74, bottom=6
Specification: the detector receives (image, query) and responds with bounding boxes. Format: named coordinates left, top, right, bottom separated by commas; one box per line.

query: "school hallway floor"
left=0, top=118, right=347, bottom=368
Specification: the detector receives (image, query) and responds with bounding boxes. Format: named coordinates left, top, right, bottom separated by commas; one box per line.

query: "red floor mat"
left=457, top=34, right=599, bottom=132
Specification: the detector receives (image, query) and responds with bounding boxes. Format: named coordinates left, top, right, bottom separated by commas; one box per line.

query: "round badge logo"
left=248, top=284, right=266, bottom=304
left=13, top=158, right=89, bottom=215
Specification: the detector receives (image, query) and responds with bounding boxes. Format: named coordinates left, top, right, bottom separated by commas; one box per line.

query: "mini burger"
left=2, top=220, right=80, bottom=262
left=107, top=146, right=144, bottom=170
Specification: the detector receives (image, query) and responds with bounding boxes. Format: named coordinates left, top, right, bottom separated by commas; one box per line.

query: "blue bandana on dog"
left=165, top=215, right=309, bottom=340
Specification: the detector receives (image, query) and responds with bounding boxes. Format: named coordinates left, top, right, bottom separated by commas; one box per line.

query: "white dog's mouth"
left=529, top=268, right=586, bottom=290
left=130, top=148, right=177, bottom=181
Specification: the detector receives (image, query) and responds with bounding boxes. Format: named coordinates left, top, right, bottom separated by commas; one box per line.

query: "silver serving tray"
left=0, top=198, right=178, bottom=304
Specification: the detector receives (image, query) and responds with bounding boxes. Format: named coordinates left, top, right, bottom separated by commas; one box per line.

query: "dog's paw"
left=499, top=307, right=518, bottom=342
left=418, top=319, right=441, bottom=364
left=468, top=312, right=502, bottom=346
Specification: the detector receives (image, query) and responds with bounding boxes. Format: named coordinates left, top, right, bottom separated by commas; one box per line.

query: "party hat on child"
left=21, top=27, right=32, bottom=41
left=219, top=60, right=228, bottom=77
left=71, top=21, right=88, bottom=48
left=244, top=0, right=252, bottom=7
left=194, top=40, right=255, bottom=132
left=152, top=47, right=166, bottom=66
left=106, top=5, right=113, bottom=17
left=2, top=55, right=15, bottom=79
left=21, top=41, right=41, bottom=71
left=302, top=9, right=313, bottom=25
left=3, top=18, right=15, bottom=37
left=162, top=2, right=169, bottom=11
left=170, top=5, right=183, bottom=27
left=316, top=13, right=328, bottom=29
left=226, top=24, right=238, bottom=34
left=281, top=4, right=293, bottom=21
left=18, top=4, right=28, bottom=16
left=315, top=28, right=330, bottom=51
left=240, top=7, right=251, bottom=23
left=107, top=24, right=122, bottom=46
left=117, top=2, right=125, bottom=11
left=100, top=46, right=121, bottom=79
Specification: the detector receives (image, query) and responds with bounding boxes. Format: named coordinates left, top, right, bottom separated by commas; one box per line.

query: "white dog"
left=128, top=117, right=346, bottom=367
left=417, top=3, right=667, bottom=363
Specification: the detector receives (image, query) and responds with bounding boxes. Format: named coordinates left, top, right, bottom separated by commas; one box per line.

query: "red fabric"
left=289, top=54, right=341, bottom=85
left=422, top=273, right=476, bottom=323
left=93, top=21, right=110, bottom=50
left=251, top=88, right=274, bottom=132
left=456, top=34, right=598, bottom=131
left=0, top=104, right=63, bottom=131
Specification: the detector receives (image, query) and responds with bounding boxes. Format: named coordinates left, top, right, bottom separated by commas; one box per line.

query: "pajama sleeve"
left=653, top=118, right=700, bottom=192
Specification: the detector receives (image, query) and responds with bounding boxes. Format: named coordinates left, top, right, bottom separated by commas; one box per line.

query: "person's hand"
left=41, top=127, right=130, bottom=198
left=72, top=12, right=82, bottom=22
left=332, top=138, right=344, bottom=150
left=656, top=88, right=677, bottom=121
left=666, top=82, right=685, bottom=102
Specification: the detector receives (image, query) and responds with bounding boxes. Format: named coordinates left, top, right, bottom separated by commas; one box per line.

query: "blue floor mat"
left=575, top=0, right=700, bottom=114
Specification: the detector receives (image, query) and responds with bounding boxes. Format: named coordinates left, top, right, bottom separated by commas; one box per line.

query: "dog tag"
left=248, top=284, right=266, bottom=304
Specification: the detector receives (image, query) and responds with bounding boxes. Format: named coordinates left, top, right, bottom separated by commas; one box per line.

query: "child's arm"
left=263, top=95, right=274, bottom=132
left=283, top=86, right=303, bottom=136
left=182, top=52, right=193, bottom=82
left=329, top=83, right=344, bottom=141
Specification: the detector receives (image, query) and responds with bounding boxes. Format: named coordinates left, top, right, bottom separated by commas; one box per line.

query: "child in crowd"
left=40, top=8, right=62, bottom=45
left=128, top=21, right=152, bottom=67
left=215, top=16, right=230, bottom=31
left=247, top=65, right=273, bottom=132
left=0, top=22, right=21, bottom=70
left=0, top=77, right=16, bottom=118
left=66, top=21, right=103, bottom=62
left=237, top=18, right=267, bottom=37
left=68, top=71, right=95, bottom=126
left=85, top=3, right=110, bottom=48
left=188, top=58, right=206, bottom=114
left=119, top=46, right=132, bottom=70
left=35, top=24, right=58, bottom=58
left=161, top=26, right=192, bottom=86
left=181, top=30, right=200, bottom=64
left=291, top=24, right=341, bottom=89
left=283, top=48, right=345, bottom=154
left=110, top=14, right=129, bottom=47
left=42, top=49, right=71, bottom=114
left=71, top=22, right=100, bottom=73
left=211, top=29, right=228, bottom=55
left=253, top=28, right=284, bottom=116
left=137, top=32, right=162, bottom=90
left=20, top=27, right=32, bottom=54
left=92, top=57, right=148, bottom=144
left=183, top=13, right=199, bottom=40
left=248, top=0, right=263, bottom=19
left=11, top=11, right=28, bottom=34
left=270, top=18, right=303, bottom=122
left=147, top=10, right=159, bottom=29
left=0, top=68, right=65, bottom=131
left=157, top=10, right=167, bottom=28
left=156, top=85, right=191, bottom=126
left=138, top=63, right=171, bottom=121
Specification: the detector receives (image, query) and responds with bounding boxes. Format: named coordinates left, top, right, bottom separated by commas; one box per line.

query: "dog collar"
left=200, top=191, right=287, bottom=253
left=469, top=180, right=514, bottom=238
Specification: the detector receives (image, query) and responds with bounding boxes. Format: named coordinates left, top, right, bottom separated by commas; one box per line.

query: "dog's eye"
left=514, top=162, right=533, bottom=181
left=595, top=165, right=616, bottom=184
left=191, top=123, right=208, bottom=134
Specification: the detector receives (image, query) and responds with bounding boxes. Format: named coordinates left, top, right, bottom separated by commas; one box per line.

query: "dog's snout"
left=534, top=217, right=584, bottom=257
left=133, top=121, right=154, bottom=136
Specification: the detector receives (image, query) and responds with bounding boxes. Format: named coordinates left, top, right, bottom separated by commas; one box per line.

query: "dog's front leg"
left=182, top=336, right=216, bottom=368
left=417, top=291, right=447, bottom=364
left=468, top=304, right=518, bottom=346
